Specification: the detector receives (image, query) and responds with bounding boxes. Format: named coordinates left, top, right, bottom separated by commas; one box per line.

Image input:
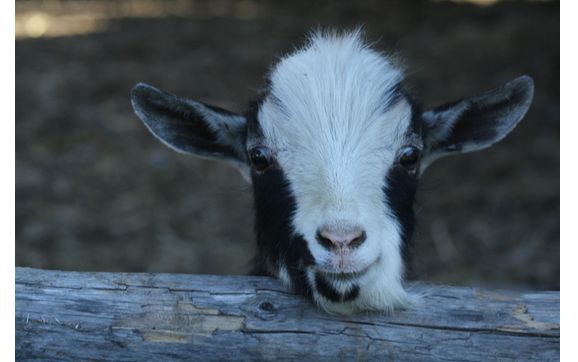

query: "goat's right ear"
left=131, top=83, right=248, bottom=166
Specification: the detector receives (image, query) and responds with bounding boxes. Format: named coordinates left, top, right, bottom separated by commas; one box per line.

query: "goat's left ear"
left=420, top=75, right=534, bottom=172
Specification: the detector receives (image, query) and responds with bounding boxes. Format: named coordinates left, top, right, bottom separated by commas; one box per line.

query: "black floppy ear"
left=420, top=75, right=534, bottom=172
left=130, top=83, right=248, bottom=165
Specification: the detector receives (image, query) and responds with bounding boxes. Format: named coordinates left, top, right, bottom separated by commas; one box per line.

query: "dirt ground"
left=16, top=0, right=559, bottom=290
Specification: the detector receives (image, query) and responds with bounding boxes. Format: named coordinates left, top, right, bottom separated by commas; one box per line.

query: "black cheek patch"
left=250, top=167, right=295, bottom=273
left=384, top=165, right=419, bottom=272
left=314, top=273, right=360, bottom=303
left=286, top=236, right=316, bottom=298
left=250, top=167, right=316, bottom=298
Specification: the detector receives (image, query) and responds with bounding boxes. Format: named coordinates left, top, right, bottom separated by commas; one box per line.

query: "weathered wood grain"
left=16, top=267, right=559, bottom=361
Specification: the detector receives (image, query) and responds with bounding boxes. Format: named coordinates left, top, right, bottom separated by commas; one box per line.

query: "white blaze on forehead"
left=260, top=30, right=405, bottom=149
left=258, top=31, right=412, bottom=218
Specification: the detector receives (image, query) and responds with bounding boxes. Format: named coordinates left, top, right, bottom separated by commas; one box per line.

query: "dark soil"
left=16, top=0, right=559, bottom=290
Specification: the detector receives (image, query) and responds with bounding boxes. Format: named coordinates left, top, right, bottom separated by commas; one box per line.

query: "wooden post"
left=16, top=267, right=559, bottom=361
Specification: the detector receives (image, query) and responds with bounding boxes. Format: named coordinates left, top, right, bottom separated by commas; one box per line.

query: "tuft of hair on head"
left=303, top=26, right=406, bottom=74
left=305, top=26, right=367, bottom=49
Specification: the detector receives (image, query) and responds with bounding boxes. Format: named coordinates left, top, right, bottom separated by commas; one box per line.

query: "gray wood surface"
left=16, top=267, right=559, bottom=361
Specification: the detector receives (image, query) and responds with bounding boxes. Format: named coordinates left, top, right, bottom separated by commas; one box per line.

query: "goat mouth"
left=319, top=266, right=370, bottom=281
left=316, top=254, right=381, bottom=281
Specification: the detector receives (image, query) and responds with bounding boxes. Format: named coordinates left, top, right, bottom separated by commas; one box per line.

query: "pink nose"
left=316, top=225, right=366, bottom=250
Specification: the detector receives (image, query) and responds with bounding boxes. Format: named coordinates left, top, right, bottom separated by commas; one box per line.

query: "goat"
left=130, top=30, right=534, bottom=315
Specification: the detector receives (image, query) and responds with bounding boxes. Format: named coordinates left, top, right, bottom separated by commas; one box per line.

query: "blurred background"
left=16, top=0, right=559, bottom=290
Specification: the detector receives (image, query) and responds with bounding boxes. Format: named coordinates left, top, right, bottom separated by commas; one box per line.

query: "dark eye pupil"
left=249, top=147, right=273, bottom=172
left=399, top=147, right=420, bottom=168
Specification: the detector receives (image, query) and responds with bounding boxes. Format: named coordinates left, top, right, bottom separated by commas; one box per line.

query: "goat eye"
left=398, top=146, right=420, bottom=169
left=249, top=146, right=274, bottom=172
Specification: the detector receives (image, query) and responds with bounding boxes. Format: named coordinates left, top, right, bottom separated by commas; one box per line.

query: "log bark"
left=16, top=267, right=559, bottom=361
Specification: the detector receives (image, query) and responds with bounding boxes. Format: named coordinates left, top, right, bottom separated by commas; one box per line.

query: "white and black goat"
left=131, top=31, right=533, bottom=315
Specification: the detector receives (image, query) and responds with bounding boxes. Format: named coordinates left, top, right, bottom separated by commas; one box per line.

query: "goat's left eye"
left=249, top=146, right=274, bottom=172
left=398, top=146, right=421, bottom=170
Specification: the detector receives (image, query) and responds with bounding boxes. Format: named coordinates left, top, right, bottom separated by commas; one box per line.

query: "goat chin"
left=313, top=282, right=412, bottom=316
left=312, top=257, right=410, bottom=315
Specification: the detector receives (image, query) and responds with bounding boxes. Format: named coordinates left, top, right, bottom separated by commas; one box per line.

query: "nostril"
left=316, top=229, right=335, bottom=250
left=349, top=230, right=367, bottom=248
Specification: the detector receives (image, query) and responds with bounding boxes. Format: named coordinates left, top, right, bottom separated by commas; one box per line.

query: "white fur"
left=260, top=31, right=414, bottom=313
left=278, top=265, right=292, bottom=287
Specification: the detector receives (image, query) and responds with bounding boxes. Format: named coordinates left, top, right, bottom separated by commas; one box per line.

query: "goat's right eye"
left=249, top=146, right=274, bottom=172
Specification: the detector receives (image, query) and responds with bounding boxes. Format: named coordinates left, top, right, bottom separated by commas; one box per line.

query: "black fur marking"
left=404, top=91, right=424, bottom=137
left=383, top=92, right=422, bottom=273
left=244, top=95, right=267, bottom=141
left=286, top=236, right=316, bottom=298
left=314, top=273, right=360, bottom=302
left=384, top=165, right=418, bottom=271
left=250, top=166, right=317, bottom=298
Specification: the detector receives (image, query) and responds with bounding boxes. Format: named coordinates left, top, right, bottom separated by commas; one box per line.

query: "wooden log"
left=16, top=267, right=559, bottom=361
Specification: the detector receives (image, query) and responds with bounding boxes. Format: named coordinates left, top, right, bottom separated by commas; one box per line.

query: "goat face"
left=130, top=30, right=534, bottom=314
